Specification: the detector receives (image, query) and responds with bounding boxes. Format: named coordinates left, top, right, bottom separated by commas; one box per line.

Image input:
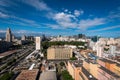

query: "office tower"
left=6, top=28, right=12, bottom=42
left=78, top=34, right=86, bottom=39
left=12, top=34, right=15, bottom=41
left=35, top=37, right=41, bottom=50
left=109, top=45, right=116, bottom=55
left=96, top=45, right=103, bottom=57
left=21, top=35, right=26, bottom=40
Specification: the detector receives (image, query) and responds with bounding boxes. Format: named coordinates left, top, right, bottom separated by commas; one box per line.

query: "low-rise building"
left=98, top=58, right=120, bottom=80
left=67, top=60, right=83, bottom=80
left=16, top=69, right=39, bottom=80
left=83, top=59, right=99, bottom=79
left=17, top=40, right=29, bottom=45
left=39, top=71, right=57, bottom=80
left=98, top=58, right=116, bottom=71
left=98, top=66, right=120, bottom=80
left=114, top=63, right=120, bottom=76
left=67, top=60, right=97, bottom=80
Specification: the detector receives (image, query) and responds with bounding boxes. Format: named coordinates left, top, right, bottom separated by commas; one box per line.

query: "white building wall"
left=36, top=37, right=41, bottom=50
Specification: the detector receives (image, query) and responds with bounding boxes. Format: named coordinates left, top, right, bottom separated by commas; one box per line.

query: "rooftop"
left=116, top=63, right=120, bottom=67
left=0, top=50, right=17, bottom=57
left=100, top=66, right=120, bottom=78
left=16, top=69, right=39, bottom=80
left=82, top=67, right=97, bottom=80
left=39, top=71, right=57, bottom=80
left=69, top=60, right=83, bottom=67
left=85, top=58, right=97, bottom=64
left=99, top=58, right=115, bottom=64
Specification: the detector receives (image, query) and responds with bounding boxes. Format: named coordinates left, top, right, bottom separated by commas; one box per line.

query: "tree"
left=60, top=62, right=65, bottom=66
left=0, top=72, right=14, bottom=80
left=70, top=57, right=77, bottom=60
left=61, top=70, right=74, bottom=80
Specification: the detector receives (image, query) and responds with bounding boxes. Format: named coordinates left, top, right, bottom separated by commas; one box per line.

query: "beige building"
left=67, top=60, right=82, bottom=80
left=35, top=37, right=41, bottom=50
left=6, top=28, right=12, bottom=42
left=47, top=46, right=73, bottom=60
left=83, top=60, right=99, bottom=79
left=21, top=35, right=26, bottom=40
left=67, top=60, right=97, bottom=80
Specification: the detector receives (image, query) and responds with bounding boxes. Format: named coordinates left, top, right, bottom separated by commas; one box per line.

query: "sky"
left=0, top=0, right=120, bottom=37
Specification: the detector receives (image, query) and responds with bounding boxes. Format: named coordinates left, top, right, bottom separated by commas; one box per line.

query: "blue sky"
left=0, top=0, right=120, bottom=37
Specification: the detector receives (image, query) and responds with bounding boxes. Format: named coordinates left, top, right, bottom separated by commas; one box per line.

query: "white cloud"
left=46, top=24, right=61, bottom=29
left=22, top=0, right=51, bottom=11
left=0, top=11, right=42, bottom=27
left=15, top=30, right=28, bottom=34
left=54, top=12, right=75, bottom=22
left=0, top=30, right=6, bottom=33
left=78, top=18, right=105, bottom=30
left=0, top=0, right=109, bottom=32
left=53, top=12, right=77, bottom=28
left=0, top=12, right=9, bottom=18
left=68, top=11, right=71, bottom=14
left=74, top=10, right=84, bottom=17
left=90, top=25, right=120, bottom=32
left=51, top=12, right=106, bottom=30
left=64, top=9, right=68, bottom=12
left=14, top=17, right=41, bottom=27
left=108, top=7, right=120, bottom=19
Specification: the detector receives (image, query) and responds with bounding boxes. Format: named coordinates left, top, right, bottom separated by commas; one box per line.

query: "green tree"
left=0, top=72, right=14, bottom=80
left=60, top=62, right=65, bottom=66
left=61, top=70, right=74, bottom=80
left=70, top=57, right=77, bottom=60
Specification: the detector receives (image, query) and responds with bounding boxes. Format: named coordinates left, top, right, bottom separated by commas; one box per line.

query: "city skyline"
left=0, top=0, right=120, bottom=37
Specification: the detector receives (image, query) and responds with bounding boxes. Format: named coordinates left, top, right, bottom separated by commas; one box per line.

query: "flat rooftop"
left=16, top=69, right=39, bottom=80
left=100, top=66, right=120, bottom=78
left=0, top=50, right=17, bottom=57
left=39, top=71, right=57, bottom=80
left=116, top=63, right=120, bottom=67
left=69, top=60, right=83, bottom=67
left=99, top=58, right=115, bottom=64
left=82, top=67, right=97, bottom=80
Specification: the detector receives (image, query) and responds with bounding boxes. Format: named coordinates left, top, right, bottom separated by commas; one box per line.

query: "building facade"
left=35, top=37, right=41, bottom=50
left=47, top=46, right=73, bottom=60
left=21, top=35, right=26, bottom=40
left=67, top=60, right=97, bottom=80
left=98, top=58, right=120, bottom=80
left=6, top=28, right=12, bottom=42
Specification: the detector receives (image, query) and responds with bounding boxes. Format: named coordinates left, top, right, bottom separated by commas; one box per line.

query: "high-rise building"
left=78, top=34, right=86, bottom=39
left=109, top=45, right=116, bottom=55
left=96, top=45, right=103, bottom=57
left=6, top=28, right=12, bottom=42
left=21, top=35, right=26, bottom=40
left=12, top=34, right=15, bottom=41
left=35, top=37, right=41, bottom=50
